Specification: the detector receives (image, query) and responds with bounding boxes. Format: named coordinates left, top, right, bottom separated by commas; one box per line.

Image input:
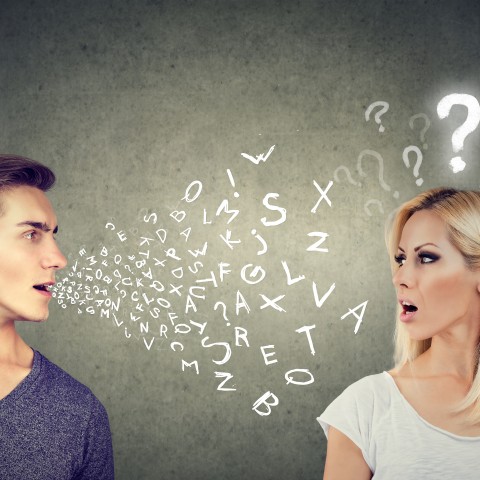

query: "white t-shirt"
left=318, top=372, right=480, bottom=479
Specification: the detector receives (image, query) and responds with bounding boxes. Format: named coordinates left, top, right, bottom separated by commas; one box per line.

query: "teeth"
left=401, top=300, right=418, bottom=313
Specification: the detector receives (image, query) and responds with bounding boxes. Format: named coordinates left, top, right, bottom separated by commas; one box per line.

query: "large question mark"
left=364, top=199, right=384, bottom=216
left=402, top=146, right=424, bottom=186
left=365, top=101, right=389, bottom=133
left=333, top=165, right=361, bottom=187
left=214, top=301, right=230, bottom=327
left=357, top=149, right=399, bottom=198
left=409, top=113, right=430, bottom=150
left=437, top=93, right=480, bottom=173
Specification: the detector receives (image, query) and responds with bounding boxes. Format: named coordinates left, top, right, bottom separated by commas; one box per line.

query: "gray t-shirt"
left=318, top=372, right=480, bottom=479
left=0, top=350, right=114, bottom=479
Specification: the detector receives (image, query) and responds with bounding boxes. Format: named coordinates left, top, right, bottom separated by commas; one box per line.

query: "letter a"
left=341, top=300, right=368, bottom=334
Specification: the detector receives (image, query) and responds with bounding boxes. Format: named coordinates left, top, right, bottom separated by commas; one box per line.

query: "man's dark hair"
left=0, top=154, right=55, bottom=192
left=0, top=154, right=55, bottom=216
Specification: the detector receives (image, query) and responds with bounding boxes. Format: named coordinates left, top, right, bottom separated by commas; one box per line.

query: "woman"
left=318, top=187, right=480, bottom=479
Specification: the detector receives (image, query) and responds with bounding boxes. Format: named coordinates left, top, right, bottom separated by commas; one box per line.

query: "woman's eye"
left=394, top=254, right=405, bottom=266
left=419, top=253, right=438, bottom=264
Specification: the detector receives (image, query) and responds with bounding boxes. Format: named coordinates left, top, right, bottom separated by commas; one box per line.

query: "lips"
left=33, top=282, right=54, bottom=297
left=33, top=282, right=54, bottom=292
left=400, top=300, right=417, bottom=313
left=399, top=299, right=418, bottom=322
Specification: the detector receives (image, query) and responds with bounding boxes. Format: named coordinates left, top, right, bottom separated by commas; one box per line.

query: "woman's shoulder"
left=343, top=371, right=391, bottom=398
left=318, top=371, right=393, bottom=471
left=322, top=371, right=393, bottom=418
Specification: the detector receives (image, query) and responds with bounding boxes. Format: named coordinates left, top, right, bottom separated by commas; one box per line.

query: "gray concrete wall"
left=2, top=0, right=479, bottom=478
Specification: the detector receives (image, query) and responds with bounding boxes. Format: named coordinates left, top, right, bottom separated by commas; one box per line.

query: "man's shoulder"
left=35, top=351, right=103, bottom=413
left=0, top=352, right=114, bottom=479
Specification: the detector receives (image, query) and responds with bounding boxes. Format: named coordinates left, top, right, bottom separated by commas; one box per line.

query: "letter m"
left=181, top=360, right=199, bottom=375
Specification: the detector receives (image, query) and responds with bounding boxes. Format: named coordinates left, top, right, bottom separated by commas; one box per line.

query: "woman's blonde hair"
left=386, top=187, right=480, bottom=423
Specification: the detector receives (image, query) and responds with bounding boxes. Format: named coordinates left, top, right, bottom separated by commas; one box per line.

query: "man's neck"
left=0, top=319, right=33, bottom=368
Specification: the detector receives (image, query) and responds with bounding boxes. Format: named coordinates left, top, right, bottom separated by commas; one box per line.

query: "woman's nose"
left=392, top=261, right=414, bottom=289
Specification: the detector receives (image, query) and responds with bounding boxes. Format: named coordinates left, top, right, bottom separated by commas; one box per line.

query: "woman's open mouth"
left=400, top=300, right=418, bottom=322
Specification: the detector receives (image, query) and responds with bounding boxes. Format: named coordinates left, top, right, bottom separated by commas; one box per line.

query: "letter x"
left=311, top=180, right=333, bottom=213
left=259, top=294, right=286, bottom=312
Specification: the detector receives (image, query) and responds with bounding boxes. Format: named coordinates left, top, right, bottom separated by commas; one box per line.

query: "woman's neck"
left=414, top=337, right=477, bottom=382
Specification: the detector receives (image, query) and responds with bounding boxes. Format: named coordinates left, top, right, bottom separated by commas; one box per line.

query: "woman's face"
left=392, top=209, right=480, bottom=341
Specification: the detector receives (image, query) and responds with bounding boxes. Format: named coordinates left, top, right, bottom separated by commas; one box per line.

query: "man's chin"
left=15, top=312, right=49, bottom=323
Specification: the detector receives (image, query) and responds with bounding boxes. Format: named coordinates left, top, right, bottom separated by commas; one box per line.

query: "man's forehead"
left=0, top=186, right=57, bottom=226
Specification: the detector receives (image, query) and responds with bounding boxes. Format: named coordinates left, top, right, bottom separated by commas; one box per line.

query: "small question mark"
left=437, top=93, right=480, bottom=173
left=364, top=199, right=384, bottom=216
left=333, top=165, right=361, bottom=187
left=214, top=301, right=230, bottom=327
left=402, top=146, right=424, bottom=186
left=365, top=101, right=389, bottom=133
left=409, top=113, right=430, bottom=150
left=357, top=149, right=399, bottom=198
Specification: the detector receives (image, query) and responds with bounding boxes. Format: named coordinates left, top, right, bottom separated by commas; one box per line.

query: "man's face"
left=0, top=186, right=67, bottom=324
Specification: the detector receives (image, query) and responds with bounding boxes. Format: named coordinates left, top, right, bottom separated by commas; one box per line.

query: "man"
left=0, top=155, right=114, bottom=479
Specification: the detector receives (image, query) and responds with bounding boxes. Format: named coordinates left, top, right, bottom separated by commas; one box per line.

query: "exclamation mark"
left=227, top=169, right=239, bottom=198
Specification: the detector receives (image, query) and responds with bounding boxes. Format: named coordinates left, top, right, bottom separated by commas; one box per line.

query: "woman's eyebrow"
left=414, top=242, right=439, bottom=251
left=16, top=221, right=59, bottom=234
left=398, top=242, right=439, bottom=253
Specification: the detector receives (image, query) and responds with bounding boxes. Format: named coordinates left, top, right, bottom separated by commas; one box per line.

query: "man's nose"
left=41, top=239, right=67, bottom=270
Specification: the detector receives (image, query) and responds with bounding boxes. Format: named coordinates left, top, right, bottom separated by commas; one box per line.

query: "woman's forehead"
left=399, top=210, right=448, bottom=247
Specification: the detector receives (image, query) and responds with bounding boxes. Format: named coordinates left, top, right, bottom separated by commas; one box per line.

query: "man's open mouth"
left=33, top=283, right=53, bottom=292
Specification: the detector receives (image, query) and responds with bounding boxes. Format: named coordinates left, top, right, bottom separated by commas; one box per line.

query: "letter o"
left=285, top=368, right=314, bottom=386
left=182, top=180, right=203, bottom=203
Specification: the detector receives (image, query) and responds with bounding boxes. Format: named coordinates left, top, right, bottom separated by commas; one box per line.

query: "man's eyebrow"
left=16, top=221, right=58, bottom=234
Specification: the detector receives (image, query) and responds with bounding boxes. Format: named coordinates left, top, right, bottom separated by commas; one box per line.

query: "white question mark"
left=437, top=93, right=480, bottom=173
left=357, top=149, right=399, bottom=198
left=409, top=113, right=430, bottom=150
left=365, top=101, right=389, bottom=133
left=333, top=165, right=361, bottom=187
left=402, top=146, right=424, bottom=186
left=364, top=199, right=384, bottom=216
left=214, top=301, right=230, bottom=327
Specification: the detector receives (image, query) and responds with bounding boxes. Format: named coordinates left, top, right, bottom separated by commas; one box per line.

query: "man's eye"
left=24, top=231, right=37, bottom=240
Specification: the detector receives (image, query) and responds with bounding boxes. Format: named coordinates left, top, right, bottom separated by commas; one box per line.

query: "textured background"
left=2, top=1, right=480, bottom=478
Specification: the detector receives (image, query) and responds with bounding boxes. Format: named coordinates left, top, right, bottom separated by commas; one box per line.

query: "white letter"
left=252, top=391, right=279, bottom=416
left=261, top=193, right=286, bottom=227
left=295, top=325, right=316, bottom=355
left=215, top=372, right=236, bottom=392
left=285, top=368, right=314, bottom=386
left=260, top=345, right=277, bottom=365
